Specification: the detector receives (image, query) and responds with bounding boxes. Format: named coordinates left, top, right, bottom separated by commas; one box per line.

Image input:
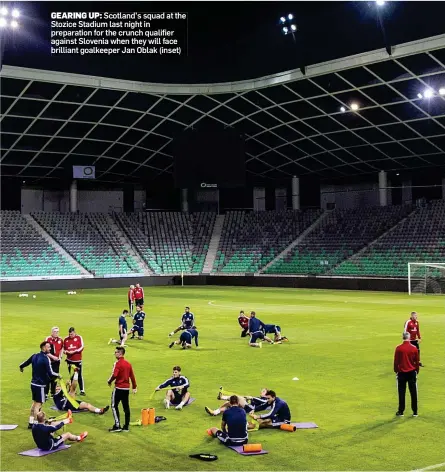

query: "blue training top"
left=222, top=406, right=248, bottom=442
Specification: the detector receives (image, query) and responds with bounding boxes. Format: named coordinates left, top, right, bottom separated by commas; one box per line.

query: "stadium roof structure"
left=1, top=33, right=445, bottom=184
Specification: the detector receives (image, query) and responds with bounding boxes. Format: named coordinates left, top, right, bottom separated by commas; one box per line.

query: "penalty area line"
left=412, top=462, right=445, bottom=471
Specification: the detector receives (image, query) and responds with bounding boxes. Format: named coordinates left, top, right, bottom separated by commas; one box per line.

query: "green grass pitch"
left=1, top=286, right=444, bottom=471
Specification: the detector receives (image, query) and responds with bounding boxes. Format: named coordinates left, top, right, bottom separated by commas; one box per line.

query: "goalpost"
left=408, top=263, right=445, bottom=295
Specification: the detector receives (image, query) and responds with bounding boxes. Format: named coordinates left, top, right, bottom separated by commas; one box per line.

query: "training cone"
left=206, top=428, right=213, bottom=437
left=243, top=443, right=262, bottom=452
left=280, top=424, right=297, bottom=432
left=148, top=408, right=155, bottom=425
left=141, top=409, right=150, bottom=426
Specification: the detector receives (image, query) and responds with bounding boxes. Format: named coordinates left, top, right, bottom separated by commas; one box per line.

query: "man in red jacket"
left=238, top=311, right=249, bottom=338
left=133, top=284, right=144, bottom=308
left=63, top=327, right=85, bottom=395
left=394, top=331, right=419, bottom=417
left=45, top=326, right=64, bottom=397
left=404, top=311, right=423, bottom=366
left=108, top=346, right=137, bottom=433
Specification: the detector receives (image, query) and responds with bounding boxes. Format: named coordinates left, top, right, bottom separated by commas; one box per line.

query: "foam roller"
left=280, top=424, right=297, bottom=432
left=243, top=443, right=262, bottom=452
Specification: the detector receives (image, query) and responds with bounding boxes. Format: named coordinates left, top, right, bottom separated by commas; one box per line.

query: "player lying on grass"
left=108, top=310, right=128, bottom=347
left=169, top=328, right=199, bottom=349
left=207, top=395, right=249, bottom=446
left=155, top=365, right=190, bottom=410
left=32, top=411, right=88, bottom=451
left=248, top=311, right=275, bottom=347
left=249, top=390, right=291, bottom=429
left=262, top=324, right=288, bottom=343
left=205, top=387, right=269, bottom=418
left=168, top=306, right=196, bottom=337
left=53, top=369, right=109, bottom=415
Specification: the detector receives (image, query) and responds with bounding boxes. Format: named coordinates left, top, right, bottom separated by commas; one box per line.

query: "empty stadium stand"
left=113, top=212, right=216, bottom=274
left=265, top=205, right=413, bottom=276
left=32, top=212, right=140, bottom=276
left=0, top=211, right=81, bottom=278
left=332, top=200, right=445, bottom=277
left=214, top=210, right=323, bottom=273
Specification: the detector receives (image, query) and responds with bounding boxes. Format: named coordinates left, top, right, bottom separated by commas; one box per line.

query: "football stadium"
left=1, top=2, right=445, bottom=471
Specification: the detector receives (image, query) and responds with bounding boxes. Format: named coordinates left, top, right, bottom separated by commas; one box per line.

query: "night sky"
left=2, top=1, right=445, bottom=83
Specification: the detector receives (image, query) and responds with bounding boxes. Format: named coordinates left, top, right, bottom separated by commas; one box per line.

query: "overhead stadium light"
left=0, top=6, right=7, bottom=15
left=0, top=16, right=6, bottom=27
left=282, top=26, right=288, bottom=34
left=417, top=93, right=423, bottom=99
left=280, top=16, right=286, bottom=23
left=288, top=13, right=293, bottom=20
left=10, top=18, right=17, bottom=27
left=11, top=8, right=19, bottom=17
left=376, top=0, right=385, bottom=6
left=290, top=24, right=297, bottom=31
left=423, top=89, right=434, bottom=99
left=438, top=88, right=445, bottom=96
left=350, top=103, right=359, bottom=111
left=340, top=107, right=346, bottom=113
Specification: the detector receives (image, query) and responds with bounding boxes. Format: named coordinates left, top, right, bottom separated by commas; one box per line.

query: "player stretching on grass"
left=248, top=312, right=274, bottom=348
left=32, top=411, right=88, bottom=451
left=250, top=390, right=291, bottom=429
left=238, top=310, right=249, bottom=337
left=156, top=366, right=191, bottom=410
left=168, top=306, right=195, bottom=337
left=169, top=328, right=199, bottom=349
left=263, top=324, right=288, bottom=343
left=205, top=387, right=269, bottom=418
left=108, top=310, right=128, bottom=347
left=130, top=305, right=145, bottom=340
left=53, top=370, right=109, bottom=415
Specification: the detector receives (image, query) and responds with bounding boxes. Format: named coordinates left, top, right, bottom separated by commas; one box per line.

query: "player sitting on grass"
left=108, top=310, right=128, bottom=347
left=32, top=411, right=88, bottom=451
left=155, top=366, right=190, bottom=410
left=238, top=310, right=249, bottom=337
left=168, top=306, right=195, bottom=337
left=248, top=311, right=274, bottom=348
left=169, top=328, right=199, bottom=349
left=130, top=305, right=145, bottom=340
left=53, top=369, right=109, bottom=415
left=250, top=390, right=291, bottom=429
left=207, top=395, right=248, bottom=447
left=205, top=387, right=269, bottom=418
left=263, top=324, right=288, bottom=343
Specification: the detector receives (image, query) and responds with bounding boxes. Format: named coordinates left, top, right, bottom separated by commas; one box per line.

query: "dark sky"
left=2, top=1, right=445, bottom=83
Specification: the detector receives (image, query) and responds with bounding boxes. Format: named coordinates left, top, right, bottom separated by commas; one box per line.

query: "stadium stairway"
left=202, top=214, right=225, bottom=274
left=258, top=211, right=329, bottom=274
left=326, top=207, right=417, bottom=276
left=25, top=215, right=91, bottom=276
left=105, top=215, right=152, bottom=275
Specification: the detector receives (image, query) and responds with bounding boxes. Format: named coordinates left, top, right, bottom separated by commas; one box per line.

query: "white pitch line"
left=412, top=462, right=445, bottom=471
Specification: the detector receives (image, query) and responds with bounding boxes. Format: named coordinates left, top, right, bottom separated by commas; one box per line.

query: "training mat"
left=50, top=406, right=86, bottom=413
left=291, top=422, right=318, bottom=429
left=229, top=446, right=268, bottom=455
left=0, top=425, right=18, bottom=430
left=18, top=445, right=71, bottom=456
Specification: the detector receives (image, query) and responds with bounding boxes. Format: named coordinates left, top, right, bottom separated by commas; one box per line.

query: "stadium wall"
left=0, top=274, right=407, bottom=292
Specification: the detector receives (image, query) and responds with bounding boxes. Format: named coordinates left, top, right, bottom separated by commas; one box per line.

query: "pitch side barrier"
left=1, top=273, right=407, bottom=292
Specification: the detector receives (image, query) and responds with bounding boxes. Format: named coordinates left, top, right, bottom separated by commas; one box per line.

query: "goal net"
left=408, top=263, right=445, bottom=295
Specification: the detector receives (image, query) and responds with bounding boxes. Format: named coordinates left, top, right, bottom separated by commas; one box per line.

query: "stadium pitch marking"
left=413, top=462, right=445, bottom=471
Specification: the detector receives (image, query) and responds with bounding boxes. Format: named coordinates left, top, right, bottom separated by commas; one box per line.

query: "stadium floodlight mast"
left=279, top=13, right=297, bottom=36
left=0, top=5, right=20, bottom=28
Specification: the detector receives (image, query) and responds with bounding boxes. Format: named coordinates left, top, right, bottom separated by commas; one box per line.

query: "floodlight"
left=423, top=89, right=433, bottom=99
left=290, top=24, right=297, bottom=31
left=0, top=6, right=7, bottom=15
left=417, top=93, right=423, bottom=99
left=280, top=16, right=286, bottom=23
left=282, top=26, right=288, bottom=34
left=350, top=103, right=359, bottom=111
left=439, top=88, right=445, bottom=96
left=0, top=16, right=6, bottom=26
left=288, top=13, right=293, bottom=20
left=11, top=8, right=19, bottom=17
left=10, top=18, right=18, bottom=27
left=340, top=107, right=346, bottom=113
left=376, top=0, right=385, bottom=5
